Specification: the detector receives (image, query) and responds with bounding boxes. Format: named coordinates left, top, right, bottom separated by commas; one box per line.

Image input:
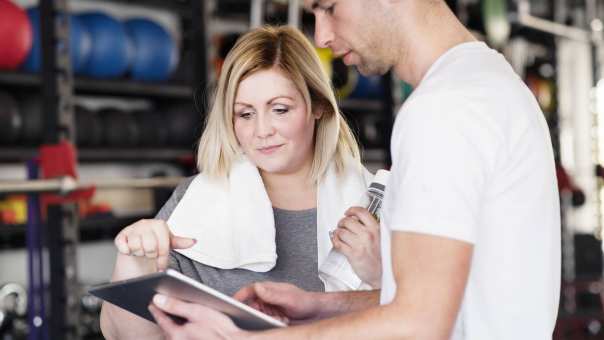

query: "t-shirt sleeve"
left=385, top=93, right=502, bottom=244
left=153, top=176, right=195, bottom=270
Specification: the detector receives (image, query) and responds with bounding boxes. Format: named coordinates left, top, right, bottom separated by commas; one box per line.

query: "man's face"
left=305, top=0, right=392, bottom=76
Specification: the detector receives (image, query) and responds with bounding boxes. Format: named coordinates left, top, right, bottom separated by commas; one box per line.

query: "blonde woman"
left=100, top=26, right=383, bottom=339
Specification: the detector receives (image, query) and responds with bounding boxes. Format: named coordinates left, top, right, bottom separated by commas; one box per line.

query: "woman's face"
left=233, top=67, right=318, bottom=176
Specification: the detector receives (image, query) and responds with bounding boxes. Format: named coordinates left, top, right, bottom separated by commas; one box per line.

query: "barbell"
left=0, top=176, right=185, bottom=195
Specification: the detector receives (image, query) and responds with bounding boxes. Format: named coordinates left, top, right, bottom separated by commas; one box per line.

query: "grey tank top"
left=155, top=177, right=326, bottom=296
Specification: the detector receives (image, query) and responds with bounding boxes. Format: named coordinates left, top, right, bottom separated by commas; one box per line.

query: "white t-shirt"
left=380, top=42, right=561, bottom=339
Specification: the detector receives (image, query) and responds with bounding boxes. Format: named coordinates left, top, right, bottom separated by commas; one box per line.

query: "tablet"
left=89, top=269, right=287, bottom=330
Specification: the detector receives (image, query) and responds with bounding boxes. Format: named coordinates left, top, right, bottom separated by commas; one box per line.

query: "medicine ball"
left=0, top=92, right=22, bottom=145
left=75, top=106, right=103, bottom=147
left=0, top=0, right=32, bottom=70
left=125, top=18, right=179, bottom=81
left=101, top=109, right=139, bottom=147
left=18, top=95, right=43, bottom=145
left=349, top=73, right=383, bottom=99
left=164, top=104, right=201, bottom=147
left=23, top=9, right=92, bottom=74
left=136, top=110, right=169, bottom=147
left=78, top=12, right=132, bottom=78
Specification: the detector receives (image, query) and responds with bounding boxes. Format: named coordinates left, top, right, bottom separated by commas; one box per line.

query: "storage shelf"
left=101, top=0, right=193, bottom=15
left=78, top=148, right=195, bottom=162
left=0, top=71, right=194, bottom=99
left=0, top=147, right=194, bottom=163
left=0, top=214, right=151, bottom=250
left=339, top=98, right=384, bottom=112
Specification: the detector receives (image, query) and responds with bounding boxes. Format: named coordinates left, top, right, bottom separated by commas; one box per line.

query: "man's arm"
left=313, top=289, right=380, bottom=319
left=233, top=281, right=380, bottom=322
left=248, top=231, right=473, bottom=339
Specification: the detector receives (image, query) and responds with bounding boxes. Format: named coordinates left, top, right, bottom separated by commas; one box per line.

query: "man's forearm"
left=247, top=302, right=412, bottom=340
left=313, top=289, right=380, bottom=319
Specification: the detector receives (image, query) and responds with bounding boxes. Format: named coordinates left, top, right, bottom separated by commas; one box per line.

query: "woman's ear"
left=312, top=109, right=323, bottom=120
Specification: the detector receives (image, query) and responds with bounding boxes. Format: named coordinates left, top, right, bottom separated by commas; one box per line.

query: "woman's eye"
left=238, top=112, right=253, bottom=119
left=272, top=105, right=290, bottom=114
left=273, top=108, right=289, bottom=114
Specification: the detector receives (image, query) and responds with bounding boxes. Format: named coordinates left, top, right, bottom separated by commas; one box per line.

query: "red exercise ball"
left=0, top=0, right=33, bottom=70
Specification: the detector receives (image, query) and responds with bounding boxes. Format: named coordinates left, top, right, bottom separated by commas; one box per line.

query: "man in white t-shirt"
left=148, top=1, right=561, bottom=339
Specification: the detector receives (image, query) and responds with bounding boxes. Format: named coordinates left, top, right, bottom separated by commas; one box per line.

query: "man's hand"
left=234, top=282, right=323, bottom=324
left=332, top=207, right=382, bottom=288
left=148, top=294, right=247, bottom=340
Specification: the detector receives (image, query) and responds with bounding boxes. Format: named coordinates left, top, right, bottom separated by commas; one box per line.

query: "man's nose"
left=314, top=13, right=334, bottom=49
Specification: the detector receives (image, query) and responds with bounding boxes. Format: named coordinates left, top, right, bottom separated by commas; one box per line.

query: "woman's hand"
left=114, top=219, right=196, bottom=271
left=331, top=207, right=382, bottom=288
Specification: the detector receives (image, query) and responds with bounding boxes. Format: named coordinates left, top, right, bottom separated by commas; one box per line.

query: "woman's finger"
left=331, top=229, right=354, bottom=255
left=337, top=216, right=364, bottom=235
left=127, top=234, right=144, bottom=257
left=345, top=207, right=379, bottom=229
left=141, top=232, right=159, bottom=259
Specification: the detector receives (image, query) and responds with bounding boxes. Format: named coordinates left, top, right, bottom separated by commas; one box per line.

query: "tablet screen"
left=89, top=269, right=287, bottom=330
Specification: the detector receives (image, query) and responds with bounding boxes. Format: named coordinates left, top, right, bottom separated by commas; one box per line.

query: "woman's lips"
left=257, top=144, right=283, bottom=155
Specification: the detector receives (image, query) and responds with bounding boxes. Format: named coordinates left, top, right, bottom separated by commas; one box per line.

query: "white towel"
left=167, top=157, right=375, bottom=291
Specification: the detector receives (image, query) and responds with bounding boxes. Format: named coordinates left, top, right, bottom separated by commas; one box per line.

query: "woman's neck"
left=260, top=163, right=317, bottom=211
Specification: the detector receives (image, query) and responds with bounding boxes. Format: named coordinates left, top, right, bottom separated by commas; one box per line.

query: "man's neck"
left=392, top=4, right=476, bottom=87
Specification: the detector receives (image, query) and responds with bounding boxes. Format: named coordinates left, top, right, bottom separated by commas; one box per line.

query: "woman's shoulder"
left=172, top=175, right=197, bottom=202
left=155, top=175, right=197, bottom=220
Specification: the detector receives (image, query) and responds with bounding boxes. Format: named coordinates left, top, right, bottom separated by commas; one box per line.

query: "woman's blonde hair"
left=197, top=25, right=361, bottom=181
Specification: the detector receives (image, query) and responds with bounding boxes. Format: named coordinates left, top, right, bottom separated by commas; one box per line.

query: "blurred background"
left=0, top=0, right=601, bottom=339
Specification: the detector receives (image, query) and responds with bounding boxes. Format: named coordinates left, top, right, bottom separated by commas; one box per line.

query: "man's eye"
left=325, top=4, right=335, bottom=15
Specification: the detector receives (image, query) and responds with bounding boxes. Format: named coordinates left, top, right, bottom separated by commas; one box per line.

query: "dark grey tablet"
left=89, top=269, right=287, bottom=330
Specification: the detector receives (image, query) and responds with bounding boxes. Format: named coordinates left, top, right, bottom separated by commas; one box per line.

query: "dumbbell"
left=0, top=283, right=27, bottom=335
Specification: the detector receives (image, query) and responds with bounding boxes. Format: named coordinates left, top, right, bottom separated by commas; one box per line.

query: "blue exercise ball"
left=22, top=8, right=92, bottom=74
left=78, top=12, right=132, bottom=78
left=350, top=73, right=383, bottom=99
left=125, top=18, right=178, bottom=81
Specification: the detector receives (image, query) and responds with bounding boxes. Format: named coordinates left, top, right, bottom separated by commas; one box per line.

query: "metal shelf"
left=0, top=71, right=194, bottom=99
left=78, top=148, right=195, bottom=162
left=75, top=78, right=194, bottom=99
left=101, top=0, right=193, bottom=16
left=0, top=214, right=151, bottom=250
left=339, top=98, right=384, bottom=113
left=0, top=147, right=195, bottom=163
